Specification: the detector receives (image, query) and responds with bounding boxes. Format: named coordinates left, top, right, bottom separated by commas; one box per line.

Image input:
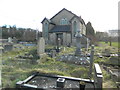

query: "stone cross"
left=75, top=30, right=82, bottom=56
left=37, top=37, right=45, bottom=56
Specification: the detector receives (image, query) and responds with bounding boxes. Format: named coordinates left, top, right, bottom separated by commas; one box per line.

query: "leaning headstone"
left=37, top=37, right=45, bottom=56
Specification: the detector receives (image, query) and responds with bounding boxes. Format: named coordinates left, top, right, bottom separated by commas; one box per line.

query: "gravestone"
left=37, top=37, right=45, bottom=56
left=86, top=38, right=90, bottom=51
left=8, top=37, right=12, bottom=43
left=51, top=50, right=56, bottom=57
left=13, top=37, right=17, bottom=43
left=75, top=30, right=82, bottom=56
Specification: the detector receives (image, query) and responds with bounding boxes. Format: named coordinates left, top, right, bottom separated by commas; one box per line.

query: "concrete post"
left=89, top=45, right=94, bottom=78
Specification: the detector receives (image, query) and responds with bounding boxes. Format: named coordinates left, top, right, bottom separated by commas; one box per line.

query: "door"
left=56, top=33, right=63, bottom=45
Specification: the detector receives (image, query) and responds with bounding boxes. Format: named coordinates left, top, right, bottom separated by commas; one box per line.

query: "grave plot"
left=56, top=31, right=91, bottom=66
left=14, top=47, right=39, bottom=64
left=16, top=64, right=102, bottom=89
left=16, top=72, right=95, bottom=89
left=57, top=54, right=90, bottom=65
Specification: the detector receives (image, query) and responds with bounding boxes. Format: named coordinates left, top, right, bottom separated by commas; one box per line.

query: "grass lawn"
left=99, top=41, right=120, bottom=48
left=111, top=42, right=120, bottom=48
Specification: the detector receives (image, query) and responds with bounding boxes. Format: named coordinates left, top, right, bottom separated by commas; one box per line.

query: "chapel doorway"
left=56, top=33, right=63, bottom=45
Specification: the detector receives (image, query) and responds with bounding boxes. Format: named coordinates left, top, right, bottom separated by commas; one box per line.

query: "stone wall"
left=49, top=33, right=56, bottom=45
left=82, top=24, right=86, bottom=35
left=72, top=38, right=76, bottom=46
left=63, top=33, right=71, bottom=46
left=49, top=24, right=55, bottom=31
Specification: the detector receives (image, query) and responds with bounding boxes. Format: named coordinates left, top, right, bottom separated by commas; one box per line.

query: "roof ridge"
left=50, top=8, right=78, bottom=20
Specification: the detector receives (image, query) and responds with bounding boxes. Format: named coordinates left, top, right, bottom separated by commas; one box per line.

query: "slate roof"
left=49, top=25, right=71, bottom=33
left=41, top=8, right=86, bottom=26
left=41, top=17, right=56, bottom=25
left=50, top=8, right=85, bottom=25
left=41, top=17, right=50, bottom=23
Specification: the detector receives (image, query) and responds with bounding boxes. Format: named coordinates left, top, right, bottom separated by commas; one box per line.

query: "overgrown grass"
left=94, top=42, right=119, bottom=88
left=58, top=46, right=75, bottom=56
left=102, top=68, right=117, bottom=88
left=2, top=45, right=88, bottom=88
left=2, top=42, right=119, bottom=88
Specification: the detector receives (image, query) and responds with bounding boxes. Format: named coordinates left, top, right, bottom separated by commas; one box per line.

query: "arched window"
left=64, top=18, right=68, bottom=24
left=73, top=21, right=77, bottom=36
left=60, top=18, right=68, bottom=25
left=44, top=23, right=48, bottom=38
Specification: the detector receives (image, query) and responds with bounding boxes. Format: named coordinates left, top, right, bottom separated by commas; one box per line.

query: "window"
left=73, top=21, right=77, bottom=36
left=44, top=23, right=48, bottom=38
left=60, top=18, right=68, bottom=25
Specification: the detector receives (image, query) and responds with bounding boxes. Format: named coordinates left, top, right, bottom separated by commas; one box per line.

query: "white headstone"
left=37, top=37, right=45, bottom=55
left=8, top=37, right=12, bottom=43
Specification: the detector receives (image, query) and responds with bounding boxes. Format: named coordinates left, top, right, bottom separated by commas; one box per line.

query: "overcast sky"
left=0, top=0, right=119, bottom=32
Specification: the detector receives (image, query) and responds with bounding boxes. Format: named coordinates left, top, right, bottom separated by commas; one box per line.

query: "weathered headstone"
left=86, top=38, right=90, bottom=51
left=51, top=50, right=56, bottom=57
left=37, top=37, right=45, bottom=56
left=75, top=30, right=82, bottom=56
